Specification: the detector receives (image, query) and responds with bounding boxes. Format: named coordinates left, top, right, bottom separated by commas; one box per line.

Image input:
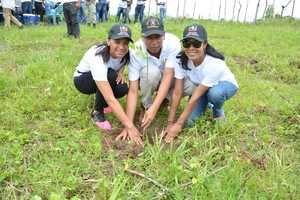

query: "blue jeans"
left=187, top=81, right=238, bottom=126
left=134, top=5, right=145, bottom=24
left=77, top=3, right=86, bottom=23
left=159, top=7, right=166, bottom=24
left=97, top=2, right=107, bottom=22
left=116, top=7, right=127, bottom=23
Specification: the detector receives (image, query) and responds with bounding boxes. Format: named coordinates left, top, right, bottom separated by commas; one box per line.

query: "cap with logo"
left=108, top=24, right=133, bottom=42
left=141, top=17, right=165, bottom=37
left=182, top=24, right=207, bottom=42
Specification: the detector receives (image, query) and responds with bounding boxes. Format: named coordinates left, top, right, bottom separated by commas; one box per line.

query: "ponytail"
left=206, top=43, right=225, bottom=61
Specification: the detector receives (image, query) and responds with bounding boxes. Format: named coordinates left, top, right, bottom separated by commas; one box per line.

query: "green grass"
left=0, top=18, right=299, bottom=199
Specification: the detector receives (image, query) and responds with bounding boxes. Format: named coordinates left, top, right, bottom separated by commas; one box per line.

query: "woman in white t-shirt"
left=73, top=24, right=143, bottom=146
left=164, top=24, right=239, bottom=143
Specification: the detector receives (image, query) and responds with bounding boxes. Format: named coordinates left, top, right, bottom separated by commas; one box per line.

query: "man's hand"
left=141, top=106, right=157, bottom=130
left=75, top=1, right=80, bottom=9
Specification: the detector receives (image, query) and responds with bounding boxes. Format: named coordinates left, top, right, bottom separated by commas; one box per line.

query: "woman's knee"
left=207, top=88, right=225, bottom=105
left=114, top=83, right=129, bottom=98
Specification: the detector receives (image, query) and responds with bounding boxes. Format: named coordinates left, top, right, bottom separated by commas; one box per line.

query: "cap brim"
left=143, top=30, right=165, bottom=37
left=181, top=36, right=204, bottom=42
left=110, top=35, right=133, bottom=42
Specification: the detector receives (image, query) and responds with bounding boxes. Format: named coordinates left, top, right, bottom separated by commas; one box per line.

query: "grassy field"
left=0, top=18, right=299, bottom=199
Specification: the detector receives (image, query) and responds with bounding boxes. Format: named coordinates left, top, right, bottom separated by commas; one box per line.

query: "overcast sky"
left=110, top=0, right=299, bottom=22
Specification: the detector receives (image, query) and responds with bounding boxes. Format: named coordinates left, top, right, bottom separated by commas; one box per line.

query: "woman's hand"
left=116, top=127, right=144, bottom=147
left=116, top=71, right=126, bottom=84
left=116, top=128, right=129, bottom=141
left=164, top=122, right=183, bottom=143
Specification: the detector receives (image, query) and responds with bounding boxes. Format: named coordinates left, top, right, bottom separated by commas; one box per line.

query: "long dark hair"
left=94, top=41, right=130, bottom=67
left=177, top=42, right=225, bottom=71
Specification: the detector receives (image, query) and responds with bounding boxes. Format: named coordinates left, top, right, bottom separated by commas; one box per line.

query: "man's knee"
left=140, top=67, right=161, bottom=85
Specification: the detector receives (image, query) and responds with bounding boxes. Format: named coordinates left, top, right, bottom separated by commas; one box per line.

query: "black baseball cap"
left=182, top=24, right=207, bottom=42
left=141, top=17, right=164, bottom=37
left=108, top=24, right=133, bottom=42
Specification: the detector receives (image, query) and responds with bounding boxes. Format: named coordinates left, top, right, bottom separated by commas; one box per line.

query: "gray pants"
left=86, top=2, right=96, bottom=24
left=140, top=66, right=175, bottom=109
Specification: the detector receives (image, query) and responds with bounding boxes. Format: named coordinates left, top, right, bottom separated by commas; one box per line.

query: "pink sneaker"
left=91, top=110, right=112, bottom=131
left=95, top=120, right=112, bottom=131
left=103, top=106, right=113, bottom=114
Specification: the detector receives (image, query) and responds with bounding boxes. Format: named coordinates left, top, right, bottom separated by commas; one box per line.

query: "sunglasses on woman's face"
left=182, top=39, right=203, bottom=48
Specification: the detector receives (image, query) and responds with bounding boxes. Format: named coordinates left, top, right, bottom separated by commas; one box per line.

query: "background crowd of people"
left=0, top=0, right=167, bottom=29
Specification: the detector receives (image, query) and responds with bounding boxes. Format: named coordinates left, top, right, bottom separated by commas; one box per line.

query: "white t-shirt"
left=118, top=0, right=127, bottom=8
left=174, top=55, right=238, bottom=88
left=129, top=32, right=181, bottom=81
left=74, top=45, right=125, bottom=81
left=74, top=46, right=139, bottom=81
left=136, top=0, right=146, bottom=5
left=2, top=0, right=15, bottom=9
left=157, top=0, right=166, bottom=9
left=21, top=0, right=31, bottom=3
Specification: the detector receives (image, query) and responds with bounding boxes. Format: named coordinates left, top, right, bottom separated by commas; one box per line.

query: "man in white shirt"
left=2, top=0, right=23, bottom=28
left=34, top=0, right=45, bottom=21
left=62, top=0, right=80, bottom=38
left=156, top=0, right=166, bottom=24
left=116, top=0, right=127, bottom=23
left=85, top=0, right=96, bottom=27
left=126, top=16, right=181, bottom=129
left=134, top=0, right=145, bottom=24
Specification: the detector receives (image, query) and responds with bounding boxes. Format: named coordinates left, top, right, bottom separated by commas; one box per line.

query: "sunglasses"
left=182, top=39, right=203, bottom=48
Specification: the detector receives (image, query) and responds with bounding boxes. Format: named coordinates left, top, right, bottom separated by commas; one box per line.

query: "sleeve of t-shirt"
left=128, top=51, right=143, bottom=81
left=87, top=48, right=108, bottom=81
left=173, top=59, right=185, bottom=79
left=165, top=38, right=181, bottom=69
left=200, top=62, right=225, bottom=87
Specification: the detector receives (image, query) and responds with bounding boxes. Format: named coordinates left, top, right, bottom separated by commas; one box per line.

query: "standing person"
left=156, top=0, right=166, bottom=24
left=77, top=0, right=86, bottom=24
left=134, top=0, right=146, bottom=24
left=73, top=24, right=144, bottom=146
left=97, top=0, right=107, bottom=22
left=34, top=0, right=45, bottom=22
left=85, top=0, right=96, bottom=27
left=63, top=0, right=81, bottom=38
left=116, top=17, right=180, bottom=141
left=21, top=0, right=33, bottom=14
left=2, top=0, right=23, bottom=28
left=116, top=0, right=127, bottom=23
left=105, top=0, right=109, bottom=20
left=126, top=0, right=132, bottom=23
left=163, top=24, right=239, bottom=143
